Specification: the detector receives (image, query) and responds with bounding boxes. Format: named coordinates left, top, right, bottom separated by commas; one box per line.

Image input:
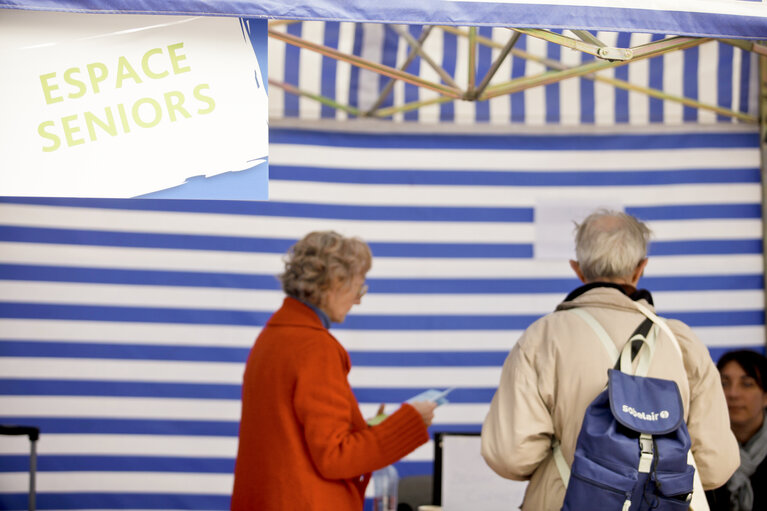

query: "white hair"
left=574, top=209, right=651, bottom=282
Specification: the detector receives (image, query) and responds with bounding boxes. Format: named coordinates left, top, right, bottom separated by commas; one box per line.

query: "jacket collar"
left=564, top=282, right=654, bottom=305
left=268, top=296, right=329, bottom=330
left=268, top=297, right=351, bottom=374
left=298, top=299, right=331, bottom=329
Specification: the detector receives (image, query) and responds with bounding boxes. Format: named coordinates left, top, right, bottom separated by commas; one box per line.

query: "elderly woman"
left=231, top=231, right=436, bottom=511
left=707, top=350, right=767, bottom=511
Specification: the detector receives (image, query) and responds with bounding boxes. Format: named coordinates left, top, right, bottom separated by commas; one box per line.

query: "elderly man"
left=481, top=209, right=738, bottom=510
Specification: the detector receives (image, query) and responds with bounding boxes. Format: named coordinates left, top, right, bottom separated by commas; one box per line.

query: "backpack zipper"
left=570, top=471, right=632, bottom=502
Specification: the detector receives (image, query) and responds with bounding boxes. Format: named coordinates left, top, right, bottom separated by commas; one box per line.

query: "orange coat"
left=231, top=297, right=429, bottom=510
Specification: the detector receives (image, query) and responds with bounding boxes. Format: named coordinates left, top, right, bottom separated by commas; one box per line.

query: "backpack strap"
left=616, top=317, right=653, bottom=370
left=552, top=440, right=570, bottom=489
left=632, top=301, right=683, bottom=360
left=570, top=308, right=656, bottom=377
left=569, top=308, right=619, bottom=362
left=618, top=320, right=656, bottom=377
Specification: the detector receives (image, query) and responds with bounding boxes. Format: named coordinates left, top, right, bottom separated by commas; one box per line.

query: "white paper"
left=0, top=11, right=268, bottom=198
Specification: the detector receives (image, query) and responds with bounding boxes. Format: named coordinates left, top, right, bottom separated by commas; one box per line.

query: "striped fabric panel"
left=0, top=126, right=763, bottom=509
left=269, top=23, right=759, bottom=126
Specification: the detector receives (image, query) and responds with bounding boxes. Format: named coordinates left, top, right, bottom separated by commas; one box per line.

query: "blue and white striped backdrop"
left=0, top=125, right=764, bottom=509
left=269, top=23, right=759, bottom=126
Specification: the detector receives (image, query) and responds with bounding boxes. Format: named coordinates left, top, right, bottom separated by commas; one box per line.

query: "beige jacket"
left=481, top=286, right=739, bottom=510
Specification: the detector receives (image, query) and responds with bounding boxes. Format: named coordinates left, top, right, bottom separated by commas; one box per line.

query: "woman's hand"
left=409, top=400, right=438, bottom=427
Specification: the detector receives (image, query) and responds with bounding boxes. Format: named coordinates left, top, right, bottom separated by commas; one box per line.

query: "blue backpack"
left=553, top=306, right=698, bottom=511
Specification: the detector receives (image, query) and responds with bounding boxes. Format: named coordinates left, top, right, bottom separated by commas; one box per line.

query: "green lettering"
left=194, top=84, right=215, bottom=114
left=40, top=72, right=63, bottom=105
left=85, top=108, right=118, bottom=141
left=142, top=48, right=168, bottom=79
left=164, top=91, right=191, bottom=122
left=38, top=121, right=60, bottom=152
left=116, top=56, right=143, bottom=88
left=63, top=67, right=87, bottom=99
left=87, top=63, right=108, bottom=93
left=132, top=97, right=162, bottom=128
left=61, top=114, right=85, bottom=147
left=117, top=103, right=131, bottom=133
left=167, top=42, right=191, bottom=74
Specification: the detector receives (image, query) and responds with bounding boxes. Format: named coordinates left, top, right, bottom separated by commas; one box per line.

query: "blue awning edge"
left=1, top=0, right=767, bottom=40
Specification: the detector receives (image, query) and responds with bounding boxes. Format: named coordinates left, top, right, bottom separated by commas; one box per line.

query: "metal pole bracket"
left=513, top=27, right=633, bottom=61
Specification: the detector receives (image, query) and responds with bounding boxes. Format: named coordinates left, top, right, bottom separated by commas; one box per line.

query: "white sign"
left=0, top=11, right=268, bottom=198
left=534, top=200, right=624, bottom=260
left=441, top=434, right=528, bottom=511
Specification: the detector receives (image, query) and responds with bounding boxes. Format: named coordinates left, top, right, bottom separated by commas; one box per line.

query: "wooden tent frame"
left=268, top=22, right=765, bottom=123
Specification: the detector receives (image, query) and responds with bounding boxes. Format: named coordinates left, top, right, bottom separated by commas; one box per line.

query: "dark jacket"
left=706, top=455, right=767, bottom=510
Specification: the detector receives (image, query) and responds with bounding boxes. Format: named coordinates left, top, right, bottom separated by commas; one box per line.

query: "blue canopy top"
left=2, top=0, right=767, bottom=39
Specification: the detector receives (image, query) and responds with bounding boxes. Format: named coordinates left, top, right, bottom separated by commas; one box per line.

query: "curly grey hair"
left=279, top=231, right=372, bottom=306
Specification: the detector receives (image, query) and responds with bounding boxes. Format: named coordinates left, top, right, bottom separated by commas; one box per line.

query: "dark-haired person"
left=231, top=231, right=437, bottom=511
left=707, top=350, right=767, bottom=511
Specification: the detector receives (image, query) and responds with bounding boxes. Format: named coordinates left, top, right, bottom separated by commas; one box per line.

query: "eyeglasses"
left=357, top=283, right=369, bottom=299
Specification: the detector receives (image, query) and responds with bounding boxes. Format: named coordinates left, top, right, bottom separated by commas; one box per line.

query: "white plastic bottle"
left=372, top=464, right=399, bottom=511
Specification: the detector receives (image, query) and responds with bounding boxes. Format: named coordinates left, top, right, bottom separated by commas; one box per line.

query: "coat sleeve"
left=671, top=320, right=740, bottom=490
left=481, top=328, right=555, bottom=480
left=293, top=336, right=429, bottom=480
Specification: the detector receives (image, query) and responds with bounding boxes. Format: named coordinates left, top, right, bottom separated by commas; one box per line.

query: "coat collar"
left=563, top=281, right=654, bottom=305
left=268, top=297, right=352, bottom=374
left=268, top=296, right=329, bottom=331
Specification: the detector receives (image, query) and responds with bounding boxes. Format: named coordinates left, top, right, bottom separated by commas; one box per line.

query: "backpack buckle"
left=638, top=433, right=653, bottom=473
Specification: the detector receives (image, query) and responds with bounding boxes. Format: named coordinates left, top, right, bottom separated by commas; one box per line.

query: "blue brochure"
left=406, top=387, right=455, bottom=406
left=367, top=387, right=456, bottom=426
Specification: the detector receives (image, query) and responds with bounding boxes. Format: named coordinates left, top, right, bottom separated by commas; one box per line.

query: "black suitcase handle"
left=0, top=424, right=40, bottom=511
left=0, top=424, right=40, bottom=441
